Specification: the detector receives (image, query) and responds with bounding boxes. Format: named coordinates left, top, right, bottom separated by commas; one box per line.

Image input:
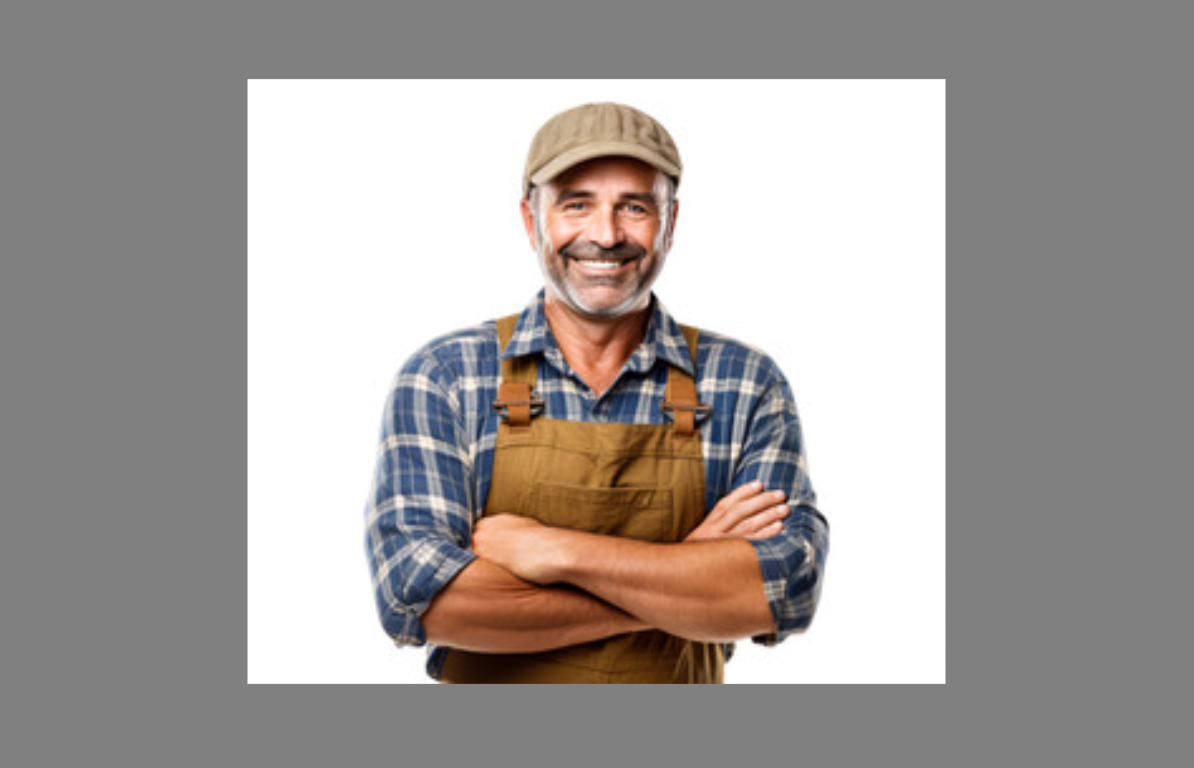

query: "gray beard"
left=538, top=249, right=662, bottom=318
left=531, top=207, right=670, bottom=318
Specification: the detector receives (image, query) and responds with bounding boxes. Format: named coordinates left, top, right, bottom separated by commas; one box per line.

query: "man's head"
left=520, top=103, right=682, bottom=319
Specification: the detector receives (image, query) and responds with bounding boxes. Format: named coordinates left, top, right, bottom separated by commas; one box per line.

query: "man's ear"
left=520, top=197, right=537, bottom=250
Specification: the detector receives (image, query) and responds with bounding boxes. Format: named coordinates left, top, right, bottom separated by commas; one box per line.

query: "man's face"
left=523, top=157, right=676, bottom=319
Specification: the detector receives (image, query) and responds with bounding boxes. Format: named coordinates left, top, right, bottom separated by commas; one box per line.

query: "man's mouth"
left=568, top=257, right=632, bottom=271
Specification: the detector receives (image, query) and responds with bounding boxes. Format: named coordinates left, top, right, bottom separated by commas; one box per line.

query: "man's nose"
left=586, top=206, right=622, bottom=248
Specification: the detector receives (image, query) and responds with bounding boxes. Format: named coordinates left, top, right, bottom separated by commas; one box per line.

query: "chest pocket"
left=522, top=481, right=678, bottom=543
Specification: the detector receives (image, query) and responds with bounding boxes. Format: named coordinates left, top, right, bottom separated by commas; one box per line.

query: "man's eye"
left=621, top=203, right=651, bottom=216
left=562, top=201, right=588, bottom=211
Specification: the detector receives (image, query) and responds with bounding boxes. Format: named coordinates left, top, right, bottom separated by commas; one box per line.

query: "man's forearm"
left=536, top=530, right=775, bottom=642
left=421, top=557, right=648, bottom=653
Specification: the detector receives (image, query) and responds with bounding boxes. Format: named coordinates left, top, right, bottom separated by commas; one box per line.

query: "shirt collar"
left=500, top=290, right=696, bottom=377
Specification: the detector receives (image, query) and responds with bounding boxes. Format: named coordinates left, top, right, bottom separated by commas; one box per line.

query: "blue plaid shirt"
left=365, top=291, right=829, bottom=680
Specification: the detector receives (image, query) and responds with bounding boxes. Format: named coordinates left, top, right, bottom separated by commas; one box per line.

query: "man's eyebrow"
left=552, top=190, right=659, bottom=206
left=620, top=192, right=659, bottom=207
left=554, top=189, right=593, bottom=203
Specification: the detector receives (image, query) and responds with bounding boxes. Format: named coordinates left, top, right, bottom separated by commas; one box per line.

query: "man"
left=365, top=102, right=829, bottom=683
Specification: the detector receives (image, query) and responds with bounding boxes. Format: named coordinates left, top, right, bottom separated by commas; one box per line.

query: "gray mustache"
left=560, top=239, right=645, bottom=262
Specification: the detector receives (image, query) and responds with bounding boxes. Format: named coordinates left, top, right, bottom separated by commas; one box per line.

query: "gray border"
left=3, top=1, right=1191, bottom=766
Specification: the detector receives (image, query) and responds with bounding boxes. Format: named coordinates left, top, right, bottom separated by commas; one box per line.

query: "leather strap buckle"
left=660, top=402, right=712, bottom=416
left=492, top=398, right=545, bottom=415
left=660, top=400, right=711, bottom=437
left=493, top=385, right=545, bottom=427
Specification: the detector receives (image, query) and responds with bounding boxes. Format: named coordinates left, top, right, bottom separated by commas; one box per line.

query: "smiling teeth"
left=581, top=260, right=622, bottom=270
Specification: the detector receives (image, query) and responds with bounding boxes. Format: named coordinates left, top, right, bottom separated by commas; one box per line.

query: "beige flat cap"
left=523, top=102, right=682, bottom=196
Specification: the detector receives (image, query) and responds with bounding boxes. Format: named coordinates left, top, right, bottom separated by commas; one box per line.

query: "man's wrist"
left=535, top=526, right=585, bottom=583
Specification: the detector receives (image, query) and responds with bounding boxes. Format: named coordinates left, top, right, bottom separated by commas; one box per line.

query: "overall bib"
left=440, top=315, right=724, bottom=684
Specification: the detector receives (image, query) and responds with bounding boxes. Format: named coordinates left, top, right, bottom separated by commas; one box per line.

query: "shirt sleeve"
left=364, top=350, right=477, bottom=647
left=734, top=365, right=830, bottom=645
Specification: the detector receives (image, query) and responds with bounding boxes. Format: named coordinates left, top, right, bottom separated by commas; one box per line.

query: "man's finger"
left=719, top=490, right=786, bottom=528
left=708, top=481, right=765, bottom=520
left=731, top=503, right=790, bottom=535
left=746, top=520, right=787, bottom=540
left=723, top=481, right=766, bottom=505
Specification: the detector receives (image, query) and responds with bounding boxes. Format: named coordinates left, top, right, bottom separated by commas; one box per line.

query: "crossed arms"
left=365, top=348, right=829, bottom=653
left=422, top=483, right=791, bottom=652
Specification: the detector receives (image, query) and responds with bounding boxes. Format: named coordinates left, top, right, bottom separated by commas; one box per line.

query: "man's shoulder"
left=413, top=320, right=499, bottom=359
left=395, top=320, right=500, bottom=383
left=691, top=326, right=786, bottom=386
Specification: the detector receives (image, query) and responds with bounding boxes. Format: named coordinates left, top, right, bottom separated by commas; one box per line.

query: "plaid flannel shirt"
left=365, top=291, right=829, bottom=680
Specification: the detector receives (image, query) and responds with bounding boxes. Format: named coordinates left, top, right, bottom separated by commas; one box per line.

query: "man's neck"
left=543, top=295, right=651, bottom=395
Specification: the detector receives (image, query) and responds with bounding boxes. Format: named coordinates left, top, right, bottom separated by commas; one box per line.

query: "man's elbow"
left=375, top=594, right=429, bottom=647
left=762, top=559, right=827, bottom=644
left=368, top=533, right=478, bottom=647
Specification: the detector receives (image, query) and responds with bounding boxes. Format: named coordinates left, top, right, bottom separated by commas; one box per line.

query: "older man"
left=366, top=102, right=829, bottom=683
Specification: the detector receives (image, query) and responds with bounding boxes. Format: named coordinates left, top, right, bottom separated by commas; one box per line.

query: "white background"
left=248, top=80, right=945, bottom=684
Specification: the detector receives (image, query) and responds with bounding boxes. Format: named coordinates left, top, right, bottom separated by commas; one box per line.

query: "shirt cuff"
left=378, top=540, right=477, bottom=647
left=746, top=505, right=828, bottom=646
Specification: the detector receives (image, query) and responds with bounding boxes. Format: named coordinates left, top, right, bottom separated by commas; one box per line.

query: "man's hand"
left=473, top=481, right=789, bottom=583
left=471, top=499, right=779, bottom=641
left=684, top=481, right=790, bottom=542
left=472, top=514, right=565, bottom=584
left=422, top=555, right=650, bottom=652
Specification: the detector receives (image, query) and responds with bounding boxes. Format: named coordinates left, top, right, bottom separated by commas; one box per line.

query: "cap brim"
left=527, top=141, right=682, bottom=194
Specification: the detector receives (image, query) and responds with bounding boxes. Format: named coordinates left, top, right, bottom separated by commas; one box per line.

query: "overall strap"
left=493, top=314, right=540, bottom=429
left=663, top=325, right=710, bottom=437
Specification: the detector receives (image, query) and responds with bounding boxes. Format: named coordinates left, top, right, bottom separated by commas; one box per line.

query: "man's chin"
left=566, top=288, right=649, bottom=318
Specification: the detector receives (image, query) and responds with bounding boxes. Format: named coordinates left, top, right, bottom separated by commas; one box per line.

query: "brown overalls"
left=440, top=314, right=724, bottom=684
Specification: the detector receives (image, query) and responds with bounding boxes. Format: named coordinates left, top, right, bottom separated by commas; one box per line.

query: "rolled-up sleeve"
left=733, top=368, right=830, bottom=645
left=364, top=352, right=477, bottom=647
